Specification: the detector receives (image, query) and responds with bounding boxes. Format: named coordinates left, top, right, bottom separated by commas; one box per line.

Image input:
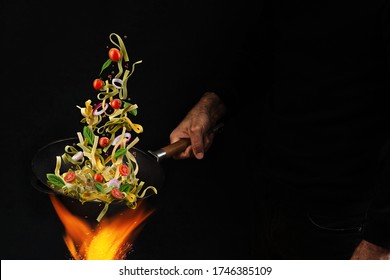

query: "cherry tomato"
left=99, top=137, right=110, bottom=147
left=108, top=48, right=121, bottom=62
left=111, top=188, right=124, bottom=199
left=64, top=171, right=76, bottom=182
left=94, top=173, right=104, bottom=183
left=110, top=98, right=122, bottom=109
left=93, top=78, right=104, bottom=90
left=119, top=164, right=130, bottom=176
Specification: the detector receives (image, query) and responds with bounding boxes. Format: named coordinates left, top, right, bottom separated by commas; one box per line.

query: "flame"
left=50, top=194, right=154, bottom=260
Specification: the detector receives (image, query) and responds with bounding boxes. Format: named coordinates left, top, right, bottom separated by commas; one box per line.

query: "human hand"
left=350, top=240, right=390, bottom=260
left=170, top=92, right=226, bottom=160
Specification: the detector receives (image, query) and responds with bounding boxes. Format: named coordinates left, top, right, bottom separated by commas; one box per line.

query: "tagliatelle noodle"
left=90, top=135, right=99, bottom=169
left=120, top=61, right=143, bottom=100
left=125, top=117, right=143, bottom=133
left=96, top=203, right=109, bottom=222
left=137, top=185, right=158, bottom=199
left=110, top=33, right=129, bottom=62
left=55, top=156, right=62, bottom=176
left=125, top=140, right=140, bottom=176
left=97, top=84, right=118, bottom=101
left=62, top=145, right=85, bottom=165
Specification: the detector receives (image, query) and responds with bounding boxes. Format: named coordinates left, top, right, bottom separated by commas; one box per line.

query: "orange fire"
left=50, top=194, right=154, bottom=260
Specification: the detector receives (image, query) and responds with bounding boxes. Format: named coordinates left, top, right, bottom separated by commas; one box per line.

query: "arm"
left=351, top=240, right=390, bottom=260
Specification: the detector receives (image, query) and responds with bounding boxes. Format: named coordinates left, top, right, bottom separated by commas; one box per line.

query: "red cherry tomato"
left=119, top=164, right=130, bottom=176
left=99, top=137, right=110, bottom=147
left=110, top=98, right=122, bottom=109
left=93, top=79, right=105, bottom=90
left=64, top=171, right=76, bottom=182
left=94, top=173, right=104, bottom=183
left=108, top=48, right=121, bottom=62
left=111, top=188, right=124, bottom=199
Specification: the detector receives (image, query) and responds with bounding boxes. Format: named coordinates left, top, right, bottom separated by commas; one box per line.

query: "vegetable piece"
left=94, top=173, right=104, bottom=182
left=71, top=151, right=83, bottom=161
left=93, top=79, right=105, bottom=90
left=111, top=132, right=131, bottom=146
left=99, top=59, right=112, bottom=75
left=110, top=98, right=122, bottom=109
left=119, top=164, right=129, bottom=176
left=108, top=48, right=121, bottom=62
left=120, top=183, right=131, bottom=193
left=111, top=188, right=124, bottom=199
left=95, top=182, right=104, bottom=193
left=114, top=148, right=127, bottom=158
left=83, top=126, right=95, bottom=145
left=47, top=174, right=65, bottom=188
left=64, top=171, right=76, bottom=182
left=124, top=102, right=138, bottom=116
left=112, top=78, right=122, bottom=89
left=99, top=137, right=110, bottom=148
left=107, top=179, right=120, bottom=189
left=93, top=103, right=109, bottom=116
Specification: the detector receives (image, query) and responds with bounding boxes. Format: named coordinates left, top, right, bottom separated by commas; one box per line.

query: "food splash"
left=46, top=33, right=157, bottom=222
left=50, top=194, right=154, bottom=260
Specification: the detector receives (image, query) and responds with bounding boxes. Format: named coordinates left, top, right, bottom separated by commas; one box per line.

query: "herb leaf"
left=95, top=182, right=104, bottom=193
left=124, top=102, right=137, bottom=116
left=47, top=174, right=65, bottom=188
left=114, top=148, right=127, bottom=159
left=99, top=58, right=112, bottom=75
left=83, top=126, right=95, bottom=145
left=120, top=183, right=131, bottom=193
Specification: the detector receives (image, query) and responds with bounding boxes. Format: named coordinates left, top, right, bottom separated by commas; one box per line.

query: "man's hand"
left=169, top=92, right=226, bottom=160
left=351, top=240, right=390, bottom=259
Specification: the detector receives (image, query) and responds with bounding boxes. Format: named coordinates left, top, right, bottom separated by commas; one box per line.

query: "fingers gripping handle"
left=147, top=123, right=224, bottom=162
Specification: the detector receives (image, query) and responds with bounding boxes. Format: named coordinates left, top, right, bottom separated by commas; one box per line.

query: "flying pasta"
left=46, top=33, right=157, bottom=222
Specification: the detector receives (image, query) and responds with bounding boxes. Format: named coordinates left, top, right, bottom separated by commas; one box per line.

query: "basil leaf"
left=99, top=58, right=112, bottom=75
left=114, top=148, right=127, bottom=159
left=129, top=109, right=137, bottom=116
left=123, top=102, right=131, bottom=108
left=120, top=183, right=131, bottom=193
left=47, top=173, right=65, bottom=188
left=95, top=182, right=104, bottom=193
left=123, top=102, right=137, bottom=116
left=83, top=126, right=95, bottom=145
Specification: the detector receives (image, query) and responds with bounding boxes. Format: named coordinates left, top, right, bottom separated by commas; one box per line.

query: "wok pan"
left=30, top=137, right=191, bottom=220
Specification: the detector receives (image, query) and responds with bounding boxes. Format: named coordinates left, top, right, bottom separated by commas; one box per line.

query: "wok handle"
left=161, top=138, right=191, bottom=158
left=147, top=138, right=191, bottom=162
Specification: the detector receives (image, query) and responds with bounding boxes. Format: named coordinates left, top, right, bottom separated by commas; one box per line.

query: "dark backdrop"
left=2, top=1, right=258, bottom=259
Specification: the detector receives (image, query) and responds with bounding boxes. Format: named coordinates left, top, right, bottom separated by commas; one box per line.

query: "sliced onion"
left=111, top=132, right=131, bottom=146
left=72, top=151, right=83, bottom=161
left=112, top=78, right=123, bottom=89
left=107, top=179, right=121, bottom=189
left=93, top=103, right=109, bottom=116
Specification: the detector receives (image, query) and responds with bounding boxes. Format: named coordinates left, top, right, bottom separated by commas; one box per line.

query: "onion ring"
left=112, top=78, right=123, bottom=89
left=111, top=132, right=131, bottom=146
left=93, top=103, right=109, bottom=116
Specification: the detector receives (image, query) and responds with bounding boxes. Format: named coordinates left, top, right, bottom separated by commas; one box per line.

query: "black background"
left=2, top=1, right=258, bottom=259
